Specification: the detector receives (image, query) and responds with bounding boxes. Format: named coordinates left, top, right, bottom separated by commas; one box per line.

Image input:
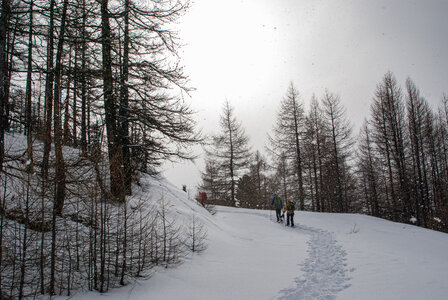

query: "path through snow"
left=67, top=206, right=354, bottom=300
left=65, top=199, right=448, bottom=300
left=276, top=223, right=352, bottom=299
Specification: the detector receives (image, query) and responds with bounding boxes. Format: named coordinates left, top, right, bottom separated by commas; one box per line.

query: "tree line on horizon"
left=199, top=72, right=448, bottom=233
left=0, top=0, right=205, bottom=298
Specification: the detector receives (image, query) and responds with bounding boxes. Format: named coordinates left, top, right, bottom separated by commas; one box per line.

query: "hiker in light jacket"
left=270, top=193, right=283, bottom=222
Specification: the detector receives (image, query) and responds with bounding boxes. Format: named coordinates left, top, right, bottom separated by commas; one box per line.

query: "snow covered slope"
left=67, top=177, right=448, bottom=300
left=301, top=211, right=448, bottom=300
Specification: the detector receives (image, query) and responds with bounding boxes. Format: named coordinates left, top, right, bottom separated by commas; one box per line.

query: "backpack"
left=273, top=195, right=282, bottom=207
left=287, top=201, right=295, bottom=212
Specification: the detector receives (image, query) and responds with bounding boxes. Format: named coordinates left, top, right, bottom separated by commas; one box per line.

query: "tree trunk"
left=377, top=98, right=399, bottom=220
left=72, top=47, right=78, bottom=147
left=120, top=203, right=127, bottom=285
left=101, top=0, right=124, bottom=201
left=41, top=0, right=55, bottom=181
left=25, top=0, right=34, bottom=172
left=292, top=94, right=304, bottom=210
left=50, top=0, right=69, bottom=293
left=53, top=0, right=69, bottom=216
left=63, top=49, right=72, bottom=145
left=329, top=103, right=344, bottom=213
left=19, top=174, right=32, bottom=299
left=120, top=0, right=131, bottom=195
left=0, top=0, right=11, bottom=176
left=228, top=123, right=235, bottom=206
left=366, top=128, right=379, bottom=216
left=80, top=0, right=87, bottom=155
left=312, top=145, right=320, bottom=212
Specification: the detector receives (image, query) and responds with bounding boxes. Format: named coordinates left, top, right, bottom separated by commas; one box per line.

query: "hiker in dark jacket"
left=270, top=193, right=284, bottom=222
left=284, top=200, right=295, bottom=227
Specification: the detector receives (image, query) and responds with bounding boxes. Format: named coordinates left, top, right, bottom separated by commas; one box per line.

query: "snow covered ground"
left=66, top=177, right=448, bottom=300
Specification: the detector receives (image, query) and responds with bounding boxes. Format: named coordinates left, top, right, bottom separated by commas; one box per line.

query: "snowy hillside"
left=65, top=177, right=448, bottom=300
left=1, top=133, right=214, bottom=298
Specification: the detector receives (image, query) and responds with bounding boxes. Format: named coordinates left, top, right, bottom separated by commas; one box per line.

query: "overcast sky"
left=163, top=0, right=448, bottom=194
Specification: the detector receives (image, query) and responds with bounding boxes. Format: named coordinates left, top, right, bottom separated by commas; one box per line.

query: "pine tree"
left=208, top=101, right=251, bottom=206
left=249, top=151, right=270, bottom=209
left=270, top=83, right=305, bottom=210
left=199, top=156, right=227, bottom=205
left=236, top=174, right=257, bottom=208
left=321, top=90, right=354, bottom=212
left=406, top=78, right=431, bottom=226
left=371, top=72, right=411, bottom=221
left=269, top=83, right=305, bottom=209
left=357, top=121, right=380, bottom=216
left=305, top=96, right=327, bottom=212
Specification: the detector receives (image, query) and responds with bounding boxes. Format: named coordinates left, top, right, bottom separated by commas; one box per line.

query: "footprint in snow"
left=276, top=224, right=352, bottom=300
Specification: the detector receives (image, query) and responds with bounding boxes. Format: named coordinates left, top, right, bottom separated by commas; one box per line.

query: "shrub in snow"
left=184, top=212, right=208, bottom=253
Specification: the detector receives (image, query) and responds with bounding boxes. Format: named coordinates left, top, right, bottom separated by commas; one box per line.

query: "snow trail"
left=277, top=224, right=351, bottom=300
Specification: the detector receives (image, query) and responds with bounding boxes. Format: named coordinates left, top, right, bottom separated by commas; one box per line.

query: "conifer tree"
left=208, top=101, right=251, bottom=206
left=321, top=90, right=354, bottom=212
left=371, top=72, right=411, bottom=221
left=199, top=157, right=226, bottom=205
left=357, top=121, right=380, bottom=216
left=269, top=83, right=305, bottom=209
left=304, top=96, right=327, bottom=212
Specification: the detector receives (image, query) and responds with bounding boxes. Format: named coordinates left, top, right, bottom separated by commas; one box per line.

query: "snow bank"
left=299, top=211, right=448, bottom=300
left=64, top=176, right=448, bottom=300
left=134, top=173, right=216, bottom=228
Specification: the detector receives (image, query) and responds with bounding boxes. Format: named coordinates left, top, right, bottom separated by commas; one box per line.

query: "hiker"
left=284, top=200, right=295, bottom=227
left=270, top=193, right=283, bottom=222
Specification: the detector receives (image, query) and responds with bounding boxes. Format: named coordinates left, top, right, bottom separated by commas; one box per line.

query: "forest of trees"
left=0, top=0, right=206, bottom=298
left=199, top=73, right=448, bottom=233
left=1, top=0, right=447, bottom=297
